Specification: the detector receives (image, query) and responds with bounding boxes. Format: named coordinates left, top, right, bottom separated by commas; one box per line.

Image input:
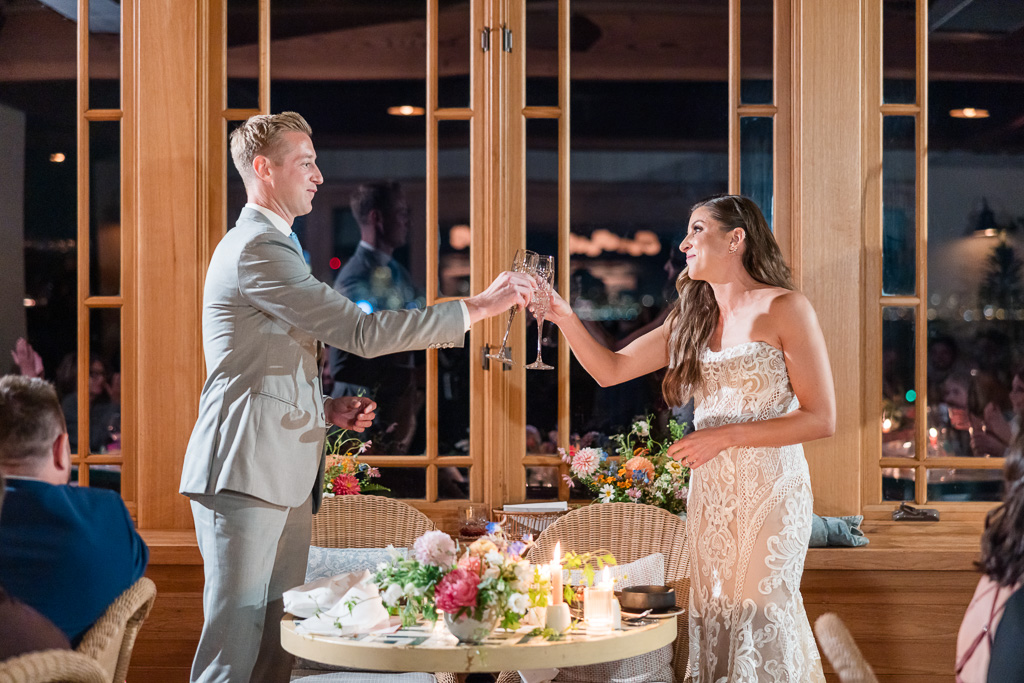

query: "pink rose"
left=458, top=554, right=483, bottom=576
left=435, top=568, right=479, bottom=612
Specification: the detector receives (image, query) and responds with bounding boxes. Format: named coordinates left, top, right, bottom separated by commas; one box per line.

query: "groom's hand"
left=326, top=396, right=376, bottom=432
left=463, top=271, right=536, bottom=324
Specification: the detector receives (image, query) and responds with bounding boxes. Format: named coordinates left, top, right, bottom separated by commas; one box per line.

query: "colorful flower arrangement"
left=322, top=428, right=389, bottom=498
left=561, top=416, right=690, bottom=515
left=374, top=526, right=538, bottom=630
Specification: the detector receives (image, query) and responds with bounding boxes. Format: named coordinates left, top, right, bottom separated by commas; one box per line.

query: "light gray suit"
left=180, top=207, right=465, bottom=682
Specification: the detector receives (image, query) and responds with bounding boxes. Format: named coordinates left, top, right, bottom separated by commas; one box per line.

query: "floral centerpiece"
left=560, top=416, right=690, bottom=515
left=374, top=526, right=538, bottom=642
left=322, top=428, right=389, bottom=497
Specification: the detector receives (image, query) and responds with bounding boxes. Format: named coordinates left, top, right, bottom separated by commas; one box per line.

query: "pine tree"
left=978, top=239, right=1024, bottom=309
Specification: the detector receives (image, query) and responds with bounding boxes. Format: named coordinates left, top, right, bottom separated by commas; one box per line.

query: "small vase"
left=443, top=610, right=498, bottom=644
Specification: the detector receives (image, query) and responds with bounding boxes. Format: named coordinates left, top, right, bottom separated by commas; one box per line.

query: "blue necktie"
left=288, top=231, right=302, bottom=252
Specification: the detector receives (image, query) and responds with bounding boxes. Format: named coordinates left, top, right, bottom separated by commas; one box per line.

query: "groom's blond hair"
left=229, top=112, right=312, bottom=183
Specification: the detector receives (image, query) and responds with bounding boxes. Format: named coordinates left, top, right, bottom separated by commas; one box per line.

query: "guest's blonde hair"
left=229, top=111, right=312, bottom=183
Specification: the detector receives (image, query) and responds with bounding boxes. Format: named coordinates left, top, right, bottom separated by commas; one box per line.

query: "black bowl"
left=616, top=585, right=676, bottom=612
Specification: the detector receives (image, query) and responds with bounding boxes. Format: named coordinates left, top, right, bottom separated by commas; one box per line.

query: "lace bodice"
left=694, top=341, right=799, bottom=430
left=686, top=341, right=824, bottom=683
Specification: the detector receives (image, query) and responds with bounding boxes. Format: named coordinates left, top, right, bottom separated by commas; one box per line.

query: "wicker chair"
left=302, top=496, right=453, bottom=683
left=75, top=576, right=157, bottom=683
left=813, top=613, right=878, bottom=683
left=0, top=649, right=109, bottom=683
left=497, top=502, right=691, bottom=683
left=311, top=495, right=435, bottom=548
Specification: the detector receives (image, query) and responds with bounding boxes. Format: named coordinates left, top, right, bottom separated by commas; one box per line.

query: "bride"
left=543, top=194, right=834, bottom=681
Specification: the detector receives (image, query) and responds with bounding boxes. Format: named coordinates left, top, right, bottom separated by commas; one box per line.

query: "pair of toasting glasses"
left=485, top=249, right=555, bottom=370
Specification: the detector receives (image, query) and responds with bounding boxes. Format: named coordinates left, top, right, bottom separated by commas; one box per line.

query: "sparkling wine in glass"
left=486, top=249, right=538, bottom=365
left=525, top=255, right=555, bottom=370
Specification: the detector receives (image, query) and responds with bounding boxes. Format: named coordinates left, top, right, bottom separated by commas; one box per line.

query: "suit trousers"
left=190, top=490, right=312, bottom=683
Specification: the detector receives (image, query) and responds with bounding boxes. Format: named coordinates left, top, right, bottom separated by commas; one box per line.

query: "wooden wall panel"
left=794, top=0, right=863, bottom=516
left=134, top=0, right=204, bottom=530
left=129, top=564, right=204, bottom=681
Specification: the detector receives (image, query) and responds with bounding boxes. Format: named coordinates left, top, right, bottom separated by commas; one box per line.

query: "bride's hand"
left=666, top=429, right=728, bottom=470
left=536, top=288, right=574, bottom=326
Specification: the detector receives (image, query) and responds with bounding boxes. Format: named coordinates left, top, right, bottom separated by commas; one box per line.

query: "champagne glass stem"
left=535, top=317, right=545, bottom=362
left=498, top=307, right=517, bottom=354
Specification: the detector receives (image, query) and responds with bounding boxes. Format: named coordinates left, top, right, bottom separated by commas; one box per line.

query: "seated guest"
left=0, top=375, right=149, bottom=646
left=956, top=439, right=1024, bottom=681
left=0, top=471, right=72, bottom=661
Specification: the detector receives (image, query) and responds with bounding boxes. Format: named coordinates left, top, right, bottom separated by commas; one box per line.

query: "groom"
left=180, top=112, right=534, bottom=683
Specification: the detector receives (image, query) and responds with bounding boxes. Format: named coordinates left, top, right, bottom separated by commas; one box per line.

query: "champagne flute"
left=525, top=255, right=555, bottom=370
left=486, top=249, right=539, bottom=365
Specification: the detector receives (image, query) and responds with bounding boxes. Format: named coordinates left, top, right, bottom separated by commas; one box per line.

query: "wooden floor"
left=131, top=523, right=980, bottom=682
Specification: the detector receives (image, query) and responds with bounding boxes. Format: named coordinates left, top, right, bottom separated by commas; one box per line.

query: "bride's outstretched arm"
left=667, top=290, right=836, bottom=468
left=541, top=289, right=669, bottom=387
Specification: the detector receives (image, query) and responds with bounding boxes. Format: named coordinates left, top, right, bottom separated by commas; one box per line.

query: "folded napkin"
left=809, top=514, right=869, bottom=547
left=283, top=569, right=393, bottom=636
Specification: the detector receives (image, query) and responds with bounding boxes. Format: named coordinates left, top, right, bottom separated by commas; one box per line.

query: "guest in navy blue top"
left=0, top=375, right=148, bottom=646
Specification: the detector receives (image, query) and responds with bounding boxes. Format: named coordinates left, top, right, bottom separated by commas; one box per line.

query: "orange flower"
left=617, top=468, right=627, bottom=477
left=623, top=455, right=655, bottom=481
left=340, top=456, right=356, bottom=474
left=633, top=447, right=650, bottom=457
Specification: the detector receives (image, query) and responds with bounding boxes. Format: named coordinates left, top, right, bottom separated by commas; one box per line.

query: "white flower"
left=403, top=582, right=423, bottom=597
left=508, top=592, right=529, bottom=614
left=382, top=583, right=404, bottom=606
left=483, top=565, right=500, bottom=580
left=635, top=420, right=650, bottom=437
left=599, top=484, right=616, bottom=503
left=485, top=550, right=505, bottom=568
left=376, top=561, right=389, bottom=571
left=514, top=560, right=532, bottom=583
left=666, top=461, right=683, bottom=477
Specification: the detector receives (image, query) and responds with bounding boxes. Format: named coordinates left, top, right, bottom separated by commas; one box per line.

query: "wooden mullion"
left=556, top=0, right=571, bottom=501
left=914, top=0, right=929, bottom=501
left=223, top=108, right=260, bottom=120
left=879, top=295, right=921, bottom=307
left=436, top=108, right=474, bottom=120
left=84, top=109, right=123, bottom=121
left=258, top=0, right=270, bottom=114
left=120, top=0, right=136, bottom=507
left=881, top=457, right=1006, bottom=469
left=77, top=0, right=91, bottom=487
left=737, top=104, right=778, bottom=116
left=523, top=106, right=559, bottom=119
left=426, top=0, right=440, bottom=502
left=84, top=296, right=123, bottom=308
left=727, top=0, right=740, bottom=193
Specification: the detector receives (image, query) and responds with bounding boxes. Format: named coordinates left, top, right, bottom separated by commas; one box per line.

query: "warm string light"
left=949, top=108, right=990, bottom=119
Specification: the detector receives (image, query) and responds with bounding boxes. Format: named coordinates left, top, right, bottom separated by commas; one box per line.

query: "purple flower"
left=561, top=474, right=575, bottom=489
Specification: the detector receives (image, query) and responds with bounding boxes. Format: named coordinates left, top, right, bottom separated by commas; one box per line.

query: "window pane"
left=437, top=467, right=470, bottom=501
left=377, top=468, right=427, bottom=500
left=526, top=465, right=559, bottom=500
left=882, top=116, right=916, bottom=296
left=926, top=5, right=1024, bottom=472
left=525, top=0, right=558, bottom=107
left=63, top=307, right=121, bottom=461
left=88, top=2, right=120, bottom=110
left=882, top=307, right=915, bottom=459
left=438, top=120, right=471, bottom=298
left=883, top=0, right=915, bottom=104
left=567, top=3, right=726, bottom=442
left=437, top=346, right=470, bottom=457
left=928, top=468, right=1003, bottom=502
left=740, top=0, right=773, bottom=105
left=3, top=5, right=78, bottom=398
left=438, top=2, right=471, bottom=109
left=882, top=467, right=915, bottom=501
left=526, top=118, right=560, bottom=453
left=227, top=0, right=259, bottom=110
left=89, top=121, right=120, bottom=296
left=740, top=116, right=773, bottom=229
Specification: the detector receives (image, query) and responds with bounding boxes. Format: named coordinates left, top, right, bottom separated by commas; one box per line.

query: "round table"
left=281, top=614, right=676, bottom=673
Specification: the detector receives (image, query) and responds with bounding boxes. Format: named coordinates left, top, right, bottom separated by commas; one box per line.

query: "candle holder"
left=545, top=602, right=572, bottom=633
left=583, top=585, right=614, bottom=632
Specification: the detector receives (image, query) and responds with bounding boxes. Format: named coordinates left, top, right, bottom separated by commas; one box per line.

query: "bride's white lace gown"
left=687, top=341, right=824, bottom=682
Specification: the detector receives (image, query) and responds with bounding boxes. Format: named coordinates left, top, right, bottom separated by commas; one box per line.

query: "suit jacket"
left=180, top=208, right=466, bottom=510
left=0, top=478, right=149, bottom=646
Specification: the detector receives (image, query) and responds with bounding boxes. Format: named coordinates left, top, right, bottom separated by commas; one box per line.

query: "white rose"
left=485, top=551, right=505, bottom=568
left=508, top=592, right=529, bottom=614
left=403, top=582, right=422, bottom=597
left=483, top=566, right=500, bottom=580
left=383, top=583, right=404, bottom=606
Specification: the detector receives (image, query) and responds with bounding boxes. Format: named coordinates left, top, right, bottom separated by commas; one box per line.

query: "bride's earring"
left=728, top=243, right=738, bottom=254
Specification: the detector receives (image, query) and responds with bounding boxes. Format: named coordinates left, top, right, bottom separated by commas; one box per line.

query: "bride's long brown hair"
left=661, top=195, right=794, bottom=406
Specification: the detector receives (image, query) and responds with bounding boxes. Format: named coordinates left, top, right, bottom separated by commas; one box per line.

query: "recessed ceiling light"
left=387, top=105, right=425, bottom=117
left=49, top=153, right=66, bottom=163
left=950, top=108, right=989, bottom=119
